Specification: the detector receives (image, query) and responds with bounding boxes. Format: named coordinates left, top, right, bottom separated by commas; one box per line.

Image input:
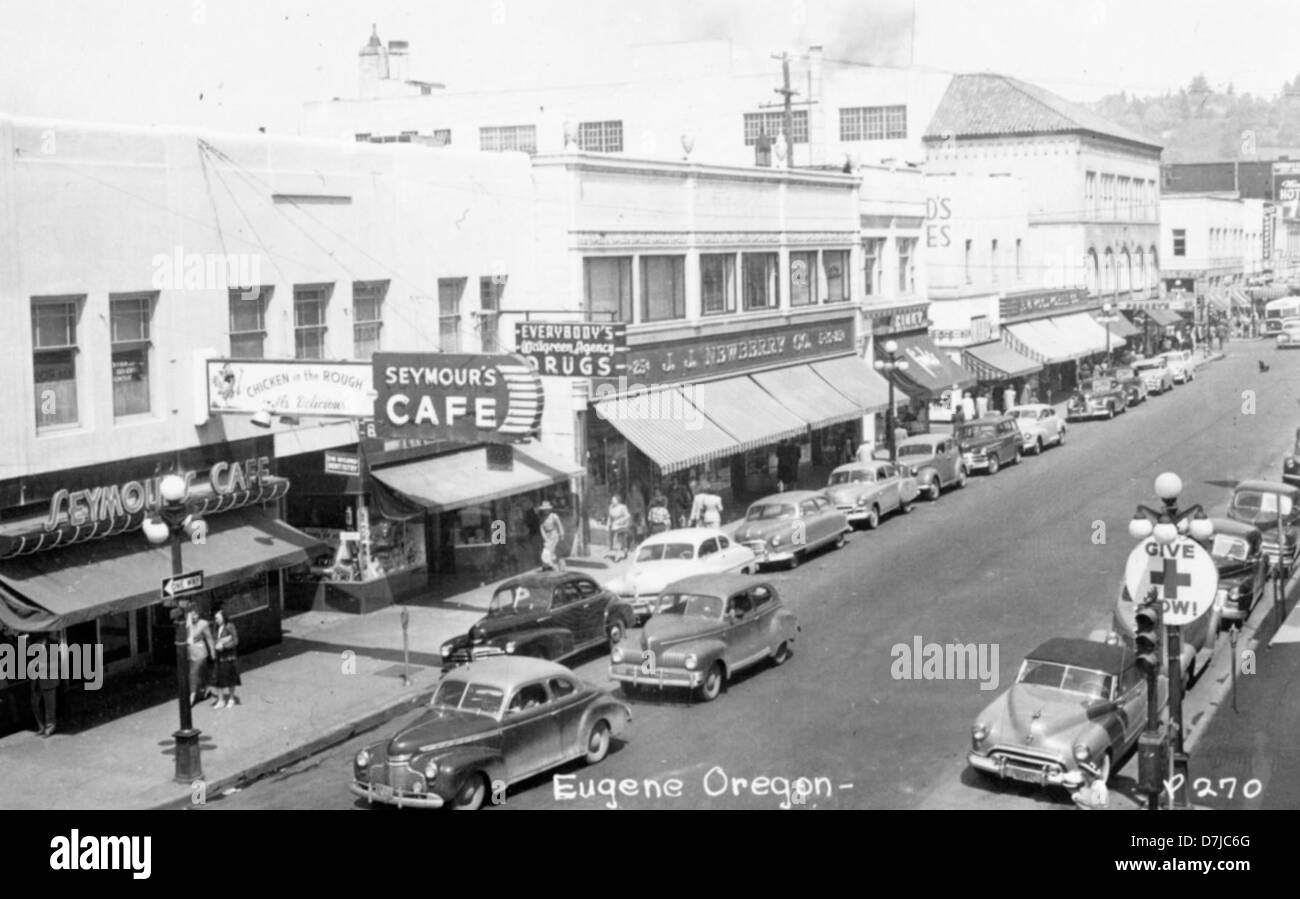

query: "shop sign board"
left=324, top=452, right=361, bottom=477
left=207, top=359, right=374, bottom=418
left=371, top=353, right=544, bottom=443
left=999, top=289, right=1097, bottom=323
left=514, top=321, right=627, bottom=377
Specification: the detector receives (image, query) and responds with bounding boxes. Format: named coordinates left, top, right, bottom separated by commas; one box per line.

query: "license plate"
left=372, top=783, right=395, bottom=802
left=1003, top=765, right=1045, bottom=785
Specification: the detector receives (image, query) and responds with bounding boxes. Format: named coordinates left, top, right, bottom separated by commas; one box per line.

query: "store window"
left=32, top=296, right=81, bottom=429
left=438, top=278, right=465, bottom=351
left=824, top=249, right=850, bottom=303
left=863, top=238, right=884, bottom=296
left=229, top=286, right=270, bottom=358
left=897, top=239, right=916, bottom=293
left=585, top=257, right=633, bottom=323
left=742, top=253, right=779, bottom=311
left=790, top=251, right=818, bottom=307
left=479, top=275, right=504, bottom=352
left=294, top=284, right=331, bottom=360
left=352, top=280, right=387, bottom=360
left=701, top=253, right=736, bottom=315
left=110, top=293, right=154, bottom=418
left=640, top=255, right=686, bottom=322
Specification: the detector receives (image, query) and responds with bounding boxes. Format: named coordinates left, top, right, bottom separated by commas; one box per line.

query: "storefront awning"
left=962, top=341, right=1043, bottom=381
left=1046, top=312, right=1112, bottom=357
left=1228, top=288, right=1251, bottom=310
left=1142, top=307, right=1185, bottom=329
left=594, top=387, right=738, bottom=474
left=370, top=442, right=584, bottom=513
left=689, top=376, right=808, bottom=454
left=810, top=357, right=892, bottom=414
left=751, top=365, right=865, bottom=430
left=876, top=334, right=977, bottom=397
left=1004, top=319, right=1086, bottom=364
left=0, top=510, right=322, bottom=633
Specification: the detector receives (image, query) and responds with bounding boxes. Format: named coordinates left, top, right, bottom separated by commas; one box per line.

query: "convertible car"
left=603, top=528, right=756, bottom=625
left=351, top=657, right=630, bottom=809
left=968, top=637, right=1166, bottom=794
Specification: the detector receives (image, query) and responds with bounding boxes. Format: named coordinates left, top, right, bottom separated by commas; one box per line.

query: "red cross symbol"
left=1150, top=558, right=1191, bottom=599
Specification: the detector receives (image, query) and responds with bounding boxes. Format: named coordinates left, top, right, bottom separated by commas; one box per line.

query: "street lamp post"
left=142, top=473, right=207, bottom=784
left=1128, top=472, right=1214, bottom=809
left=872, top=339, right=910, bottom=464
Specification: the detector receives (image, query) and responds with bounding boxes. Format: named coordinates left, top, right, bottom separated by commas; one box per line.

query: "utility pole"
left=761, top=51, right=817, bottom=166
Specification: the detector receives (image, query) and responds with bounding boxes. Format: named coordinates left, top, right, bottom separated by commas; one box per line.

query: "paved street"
left=202, top=343, right=1298, bottom=811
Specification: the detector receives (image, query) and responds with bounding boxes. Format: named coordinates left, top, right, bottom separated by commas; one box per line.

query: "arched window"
left=1085, top=249, right=1099, bottom=294
left=1121, top=249, right=1132, bottom=292
left=1136, top=247, right=1146, bottom=293
left=1149, top=245, right=1158, bottom=287
left=1103, top=248, right=1115, bottom=292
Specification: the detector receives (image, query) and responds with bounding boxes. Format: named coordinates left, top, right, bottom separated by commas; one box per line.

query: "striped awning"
left=595, top=387, right=739, bottom=474
left=810, top=356, right=892, bottom=413
left=752, top=365, right=865, bottom=429
left=962, top=341, right=1043, bottom=381
left=1228, top=287, right=1251, bottom=310
left=689, top=376, right=808, bottom=454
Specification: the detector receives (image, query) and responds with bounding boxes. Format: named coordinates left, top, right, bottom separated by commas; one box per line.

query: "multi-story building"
left=1159, top=192, right=1264, bottom=320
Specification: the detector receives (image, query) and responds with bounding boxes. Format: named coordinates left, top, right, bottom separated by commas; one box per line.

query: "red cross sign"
left=1123, top=536, right=1218, bottom=626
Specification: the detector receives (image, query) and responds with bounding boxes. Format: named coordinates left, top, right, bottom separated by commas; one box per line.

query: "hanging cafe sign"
left=0, top=456, right=288, bottom=559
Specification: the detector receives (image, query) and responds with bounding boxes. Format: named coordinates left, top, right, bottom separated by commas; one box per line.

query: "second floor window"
left=110, top=293, right=153, bottom=417
left=898, top=239, right=916, bottom=293
left=353, top=280, right=387, bottom=360
left=294, top=284, right=330, bottom=360
left=701, top=254, right=736, bottom=315
left=480, top=125, right=537, bottom=153
left=229, top=286, right=270, bottom=358
left=1173, top=229, right=1186, bottom=257
left=1015, top=239, right=1023, bottom=281
left=32, top=297, right=81, bottom=429
left=742, top=253, right=779, bottom=311
left=743, top=111, right=808, bottom=145
left=479, top=275, right=504, bottom=352
left=578, top=120, right=623, bottom=153
left=640, top=256, right=685, bottom=322
left=584, top=257, right=633, bottom=323
left=824, top=250, right=850, bottom=303
left=964, top=239, right=973, bottom=285
left=1085, top=171, right=1097, bottom=214
left=438, top=278, right=466, bottom=352
left=990, top=239, right=999, bottom=284
left=863, top=238, right=884, bottom=296
left=790, top=251, right=818, bottom=307
left=839, top=105, right=908, bottom=141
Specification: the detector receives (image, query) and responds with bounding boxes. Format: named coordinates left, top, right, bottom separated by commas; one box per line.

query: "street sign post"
left=1123, top=536, right=1219, bottom=625
left=161, top=570, right=205, bottom=600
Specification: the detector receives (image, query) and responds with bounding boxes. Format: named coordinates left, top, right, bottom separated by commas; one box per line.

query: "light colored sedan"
left=1131, top=357, right=1175, bottom=394
left=1159, top=349, right=1196, bottom=383
left=824, top=461, right=920, bottom=528
left=603, top=528, right=756, bottom=623
left=1007, top=404, right=1066, bottom=455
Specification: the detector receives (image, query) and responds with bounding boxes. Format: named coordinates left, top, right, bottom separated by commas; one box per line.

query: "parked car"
left=955, top=414, right=1023, bottom=474
left=351, top=657, right=630, bottom=809
left=439, top=571, right=634, bottom=672
left=968, top=637, right=1165, bottom=793
left=1226, top=479, right=1300, bottom=567
left=1066, top=376, right=1128, bottom=421
left=1131, top=357, right=1175, bottom=395
left=1203, top=518, right=1269, bottom=626
left=1276, top=319, right=1300, bottom=348
left=1159, top=349, right=1196, bottom=383
left=609, top=574, right=799, bottom=702
left=824, top=461, right=921, bottom=528
left=884, top=433, right=968, bottom=500
left=1281, top=427, right=1300, bottom=488
left=1007, top=404, right=1066, bottom=455
left=603, top=528, right=756, bottom=625
left=733, top=491, right=850, bottom=569
left=1110, top=366, right=1149, bottom=406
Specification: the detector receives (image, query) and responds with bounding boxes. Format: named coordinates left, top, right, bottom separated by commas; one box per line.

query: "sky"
left=1, top=0, right=1298, bottom=134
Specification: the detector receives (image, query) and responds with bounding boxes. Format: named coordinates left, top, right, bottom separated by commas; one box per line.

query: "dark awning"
left=0, top=510, right=322, bottom=633
left=370, top=442, right=583, bottom=512
left=1091, top=310, right=1140, bottom=339
left=1145, top=308, right=1186, bottom=328
left=878, top=334, right=977, bottom=398
left=962, top=341, right=1043, bottom=381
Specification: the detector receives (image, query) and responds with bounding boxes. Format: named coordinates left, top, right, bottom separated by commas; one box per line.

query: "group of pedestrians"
left=185, top=605, right=242, bottom=709
left=602, top=477, right=725, bottom=561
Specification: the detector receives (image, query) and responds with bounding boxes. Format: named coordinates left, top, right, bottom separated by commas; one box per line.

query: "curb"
left=152, top=683, right=438, bottom=810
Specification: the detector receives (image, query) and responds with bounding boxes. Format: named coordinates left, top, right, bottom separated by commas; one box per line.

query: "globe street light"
left=144, top=472, right=205, bottom=784
left=873, top=339, right=910, bottom=464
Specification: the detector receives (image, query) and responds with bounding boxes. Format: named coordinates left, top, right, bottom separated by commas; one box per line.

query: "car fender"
left=605, top=601, right=638, bottom=632
left=771, top=608, right=800, bottom=644
left=1074, top=718, right=1121, bottom=767
left=423, top=744, right=508, bottom=800
left=672, top=638, right=729, bottom=676
left=578, top=696, right=633, bottom=741
left=915, top=466, right=940, bottom=488
left=505, top=628, right=574, bottom=659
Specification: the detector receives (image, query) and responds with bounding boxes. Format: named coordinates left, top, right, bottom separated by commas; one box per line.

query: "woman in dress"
left=211, top=608, right=241, bottom=709
left=186, top=607, right=214, bottom=708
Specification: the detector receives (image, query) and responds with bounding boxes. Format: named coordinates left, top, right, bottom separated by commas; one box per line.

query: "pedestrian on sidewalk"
left=689, top=482, right=724, bottom=529
left=28, top=633, right=59, bottom=737
left=538, top=501, right=566, bottom=571
left=186, top=606, right=215, bottom=708
left=647, top=490, right=671, bottom=535
left=672, top=478, right=694, bottom=529
left=628, top=481, right=647, bottom=545
left=212, top=608, right=241, bottom=709
left=606, top=495, right=632, bottom=561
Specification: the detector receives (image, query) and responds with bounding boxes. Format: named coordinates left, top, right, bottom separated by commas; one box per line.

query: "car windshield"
left=1081, top=379, right=1114, bottom=392
left=430, top=679, right=506, bottom=717
left=1133, top=360, right=1162, bottom=371
left=487, top=585, right=549, bottom=617
left=1230, top=490, right=1295, bottom=522
left=1010, top=409, right=1038, bottom=419
left=1209, top=534, right=1250, bottom=563
left=897, top=443, right=934, bottom=457
left=635, top=542, right=695, bottom=563
left=1114, top=368, right=1136, bottom=380
left=747, top=503, right=796, bottom=521
left=1017, top=660, right=1113, bottom=700
left=658, top=593, right=725, bottom=619
left=829, top=469, right=874, bottom=485
left=957, top=424, right=997, bottom=440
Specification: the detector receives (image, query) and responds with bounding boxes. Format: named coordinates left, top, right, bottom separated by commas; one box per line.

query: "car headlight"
left=1073, top=743, right=1092, bottom=763
left=909, top=466, right=919, bottom=477
left=355, top=749, right=371, bottom=768
left=771, top=535, right=781, bottom=547
left=612, top=645, right=624, bottom=663
left=685, top=653, right=698, bottom=670
left=423, top=759, right=439, bottom=780
left=856, top=496, right=868, bottom=507
left=440, top=642, right=455, bottom=658
left=971, top=723, right=988, bottom=743
left=504, top=640, right=517, bottom=654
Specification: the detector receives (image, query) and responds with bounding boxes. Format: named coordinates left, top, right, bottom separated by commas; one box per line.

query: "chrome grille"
left=988, top=746, right=1065, bottom=773
left=387, top=758, right=426, bottom=793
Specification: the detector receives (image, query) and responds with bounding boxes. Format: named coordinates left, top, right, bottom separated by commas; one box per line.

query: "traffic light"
left=1135, top=600, right=1163, bottom=675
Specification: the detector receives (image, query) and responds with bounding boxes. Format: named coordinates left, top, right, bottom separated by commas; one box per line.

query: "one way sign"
left=161, top=570, right=205, bottom=600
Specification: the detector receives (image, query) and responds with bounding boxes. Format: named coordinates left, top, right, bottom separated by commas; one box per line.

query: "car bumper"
left=1066, top=407, right=1111, bottom=420
left=350, top=781, right=446, bottom=808
left=961, top=454, right=992, bottom=470
left=741, top=541, right=795, bottom=563
left=440, top=644, right=507, bottom=673
left=966, top=752, right=1084, bottom=789
left=837, top=505, right=875, bottom=522
left=610, top=662, right=702, bottom=689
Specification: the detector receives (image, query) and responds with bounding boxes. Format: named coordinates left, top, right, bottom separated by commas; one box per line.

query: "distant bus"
left=1264, top=297, right=1300, bottom=334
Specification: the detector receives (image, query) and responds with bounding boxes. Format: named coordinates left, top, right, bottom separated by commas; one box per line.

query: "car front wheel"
left=927, top=479, right=942, bottom=502
left=607, top=620, right=626, bottom=648
left=453, top=773, right=489, bottom=811
left=956, top=467, right=968, bottom=488
left=1033, top=438, right=1044, bottom=456
left=1107, top=403, right=1116, bottom=419
left=697, top=663, right=724, bottom=702
left=1013, top=447, right=1022, bottom=465
left=584, top=721, right=611, bottom=764
left=865, top=506, right=880, bottom=529
left=987, top=456, right=1000, bottom=475
left=1057, top=427, right=1066, bottom=446
left=772, top=641, right=792, bottom=665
